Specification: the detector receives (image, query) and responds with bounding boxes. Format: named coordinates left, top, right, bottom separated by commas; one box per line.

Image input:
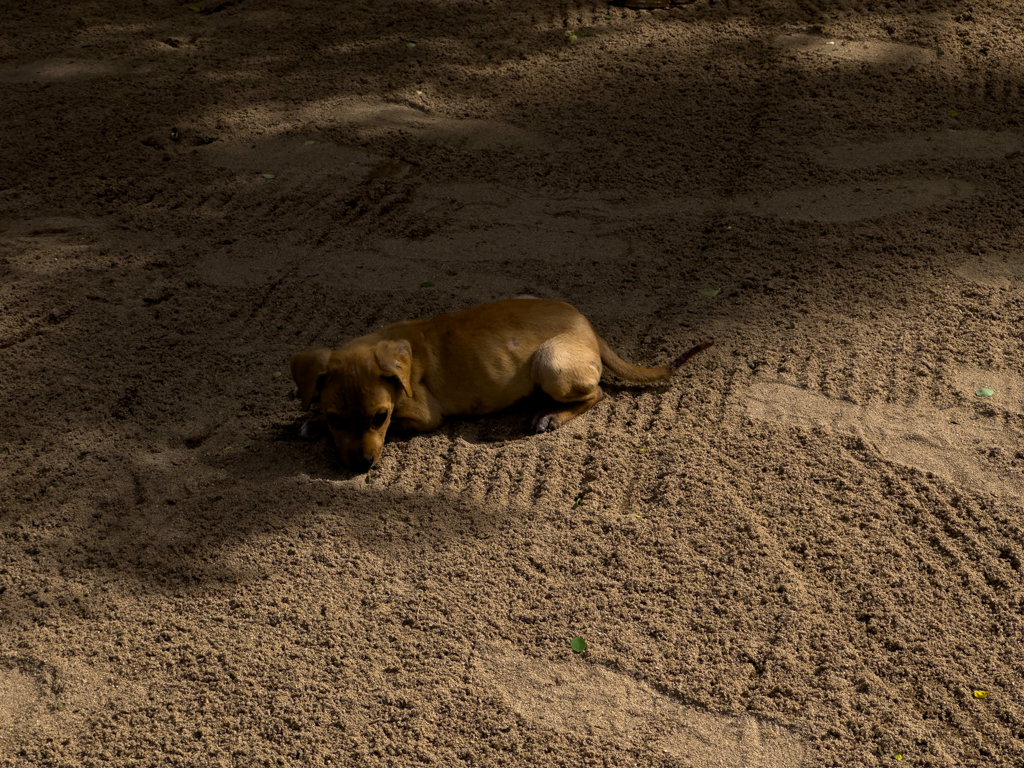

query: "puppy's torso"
left=371, top=299, right=596, bottom=421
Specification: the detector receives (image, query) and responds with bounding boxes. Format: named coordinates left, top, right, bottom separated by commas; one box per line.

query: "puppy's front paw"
left=299, top=419, right=327, bottom=441
left=533, top=414, right=555, bottom=434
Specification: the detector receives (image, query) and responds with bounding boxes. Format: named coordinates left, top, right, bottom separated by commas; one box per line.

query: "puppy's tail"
left=597, top=336, right=713, bottom=384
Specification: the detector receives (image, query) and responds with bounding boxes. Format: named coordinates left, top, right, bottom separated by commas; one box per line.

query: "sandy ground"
left=2, top=1, right=1024, bottom=766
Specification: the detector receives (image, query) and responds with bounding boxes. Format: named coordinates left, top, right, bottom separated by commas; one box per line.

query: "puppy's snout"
left=348, top=450, right=377, bottom=474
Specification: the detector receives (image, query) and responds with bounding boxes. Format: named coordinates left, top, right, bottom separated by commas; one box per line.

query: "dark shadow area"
left=1, top=0, right=1015, bottom=224
left=0, top=453, right=523, bottom=615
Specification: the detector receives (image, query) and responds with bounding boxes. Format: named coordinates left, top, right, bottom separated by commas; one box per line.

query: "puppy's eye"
left=371, top=409, right=388, bottom=429
left=326, top=413, right=344, bottom=430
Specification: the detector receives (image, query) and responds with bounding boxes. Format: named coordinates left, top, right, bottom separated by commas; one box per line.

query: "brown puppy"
left=290, top=298, right=711, bottom=472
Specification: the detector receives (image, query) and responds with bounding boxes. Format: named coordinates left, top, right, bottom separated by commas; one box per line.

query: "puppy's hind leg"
left=530, top=335, right=606, bottom=433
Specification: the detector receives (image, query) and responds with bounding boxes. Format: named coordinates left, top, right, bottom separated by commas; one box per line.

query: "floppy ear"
left=289, top=348, right=332, bottom=410
left=375, top=340, right=413, bottom=398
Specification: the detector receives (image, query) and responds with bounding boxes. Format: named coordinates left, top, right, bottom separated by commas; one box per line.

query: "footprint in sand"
left=742, top=377, right=1023, bottom=499
left=771, top=34, right=937, bottom=68
left=476, top=642, right=805, bottom=768
left=0, top=58, right=117, bottom=84
left=748, top=28, right=1022, bottom=226
left=743, top=178, right=974, bottom=224
left=0, top=666, right=46, bottom=736
left=0, top=656, right=113, bottom=749
left=810, top=130, right=1024, bottom=171
left=954, top=252, right=1024, bottom=291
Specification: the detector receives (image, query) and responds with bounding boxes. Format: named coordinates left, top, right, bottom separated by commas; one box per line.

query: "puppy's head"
left=290, top=340, right=412, bottom=472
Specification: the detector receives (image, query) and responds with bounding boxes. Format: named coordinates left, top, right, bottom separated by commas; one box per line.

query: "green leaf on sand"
left=419, top=282, right=434, bottom=288
left=701, top=289, right=721, bottom=297
left=262, top=173, right=275, bottom=179
left=570, top=637, right=587, bottom=654
left=975, top=388, right=994, bottom=398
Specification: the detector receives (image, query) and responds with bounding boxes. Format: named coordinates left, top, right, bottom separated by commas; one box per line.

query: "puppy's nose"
left=350, top=451, right=376, bottom=474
